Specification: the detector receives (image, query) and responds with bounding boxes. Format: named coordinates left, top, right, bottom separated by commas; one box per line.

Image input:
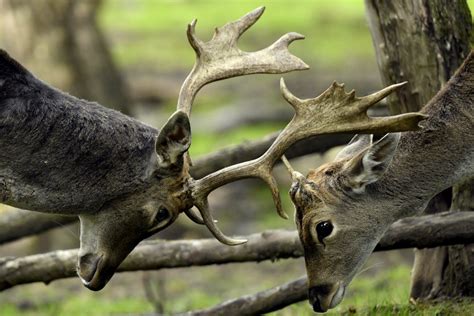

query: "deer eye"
left=316, top=221, right=333, bottom=242
left=154, top=207, right=170, bottom=226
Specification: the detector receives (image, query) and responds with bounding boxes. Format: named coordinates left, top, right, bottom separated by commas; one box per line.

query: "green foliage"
left=99, top=0, right=374, bottom=71
left=190, top=123, right=284, bottom=156
left=100, top=0, right=474, bottom=71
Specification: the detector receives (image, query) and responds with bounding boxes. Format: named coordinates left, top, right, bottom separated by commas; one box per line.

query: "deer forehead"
left=107, top=174, right=190, bottom=212
left=307, top=160, right=347, bottom=181
left=301, top=161, right=348, bottom=205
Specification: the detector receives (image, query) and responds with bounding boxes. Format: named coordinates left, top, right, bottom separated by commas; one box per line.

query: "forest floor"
left=1, top=255, right=473, bottom=315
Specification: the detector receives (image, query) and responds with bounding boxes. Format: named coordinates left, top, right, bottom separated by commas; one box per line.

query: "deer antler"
left=190, top=79, right=427, bottom=245
left=177, top=6, right=309, bottom=117
left=174, top=7, right=308, bottom=239
left=174, top=7, right=426, bottom=246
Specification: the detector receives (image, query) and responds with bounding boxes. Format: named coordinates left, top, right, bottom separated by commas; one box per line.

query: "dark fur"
left=0, top=50, right=159, bottom=214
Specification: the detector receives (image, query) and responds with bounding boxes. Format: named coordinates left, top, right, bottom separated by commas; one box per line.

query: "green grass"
left=355, top=301, right=474, bottom=316
left=1, top=298, right=153, bottom=316
left=2, top=264, right=473, bottom=315
left=274, top=265, right=474, bottom=315
left=274, top=265, right=410, bottom=315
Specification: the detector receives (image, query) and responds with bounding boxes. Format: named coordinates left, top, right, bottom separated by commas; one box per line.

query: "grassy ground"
left=1, top=263, right=473, bottom=315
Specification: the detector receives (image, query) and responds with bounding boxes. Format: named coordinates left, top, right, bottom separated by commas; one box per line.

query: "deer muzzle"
left=308, top=282, right=345, bottom=312
left=77, top=253, right=106, bottom=291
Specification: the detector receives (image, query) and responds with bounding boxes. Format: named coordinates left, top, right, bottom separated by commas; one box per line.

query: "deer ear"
left=156, top=111, right=191, bottom=168
left=335, top=134, right=373, bottom=160
left=343, top=133, right=400, bottom=193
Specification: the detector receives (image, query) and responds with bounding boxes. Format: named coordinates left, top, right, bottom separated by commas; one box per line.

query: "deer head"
left=76, top=111, right=193, bottom=290
left=284, top=133, right=402, bottom=312
left=274, top=81, right=426, bottom=311
left=281, top=51, right=474, bottom=312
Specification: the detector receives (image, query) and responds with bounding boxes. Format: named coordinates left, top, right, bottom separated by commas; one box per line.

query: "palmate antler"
left=176, top=7, right=427, bottom=245
left=177, top=6, right=308, bottom=116
left=175, top=7, right=308, bottom=232
left=191, top=80, right=427, bottom=244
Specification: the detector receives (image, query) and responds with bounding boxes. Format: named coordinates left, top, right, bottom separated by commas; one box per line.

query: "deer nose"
left=77, top=253, right=102, bottom=283
left=308, top=283, right=340, bottom=313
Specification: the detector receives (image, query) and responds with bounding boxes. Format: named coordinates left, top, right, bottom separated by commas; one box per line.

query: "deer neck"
left=369, top=53, right=474, bottom=221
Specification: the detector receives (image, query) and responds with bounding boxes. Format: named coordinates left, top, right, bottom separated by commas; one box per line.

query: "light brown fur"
left=290, top=51, right=474, bottom=312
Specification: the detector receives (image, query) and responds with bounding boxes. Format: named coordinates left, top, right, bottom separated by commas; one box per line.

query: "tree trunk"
left=0, top=0, right=131, bottom=114
left=441, top=180, right=474, bottom=297
left=365, top=0, right=473, bottom=300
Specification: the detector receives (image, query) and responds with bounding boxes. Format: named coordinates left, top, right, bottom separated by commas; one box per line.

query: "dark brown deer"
left=283, top=51, right=473, bottom=312
left=0, top=7, right=425, bottom=291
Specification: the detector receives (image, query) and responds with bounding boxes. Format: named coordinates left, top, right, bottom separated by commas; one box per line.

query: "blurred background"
left=0, top=0, right=472, bottom=315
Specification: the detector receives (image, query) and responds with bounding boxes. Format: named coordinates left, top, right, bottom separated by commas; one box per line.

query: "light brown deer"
left=283, top=51, right=473, bottom=312
left=0, top=7, right=425, bottom=291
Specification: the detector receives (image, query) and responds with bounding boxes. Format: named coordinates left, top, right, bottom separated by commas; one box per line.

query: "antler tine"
left=190, top=153, right=291, bottom=245
left=177, top=6, right=309, bottom=117
left=194, top=198, right=248, bottom=245
left=281, top=155, right=305, bottom=183
left=220, top=6, right=265, bottom=41
left=184, top=208, right=205, bottom=225
left=357, top=81, right=408, bottom=111
left=277, top=78, right=428, bottom=136
left=186, top=19, right=203, bottom=56
left=280, top=77, right=303, bottom=111
left=258, top=168, right=288, bottom=219
left=281, top=155, right=295, bottom=174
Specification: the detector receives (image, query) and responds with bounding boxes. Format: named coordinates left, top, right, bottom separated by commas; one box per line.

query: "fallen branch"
left=374, top=210, right=474, bottom=251
left=1, top=212, right=472, bottom=291
left=0, top=133, right=351, bottom=245
left=0, top=209, right=76, bottom=244
left=0, top=230, right=300, bottom=291
left=178, top=277, right=308, bottom=316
